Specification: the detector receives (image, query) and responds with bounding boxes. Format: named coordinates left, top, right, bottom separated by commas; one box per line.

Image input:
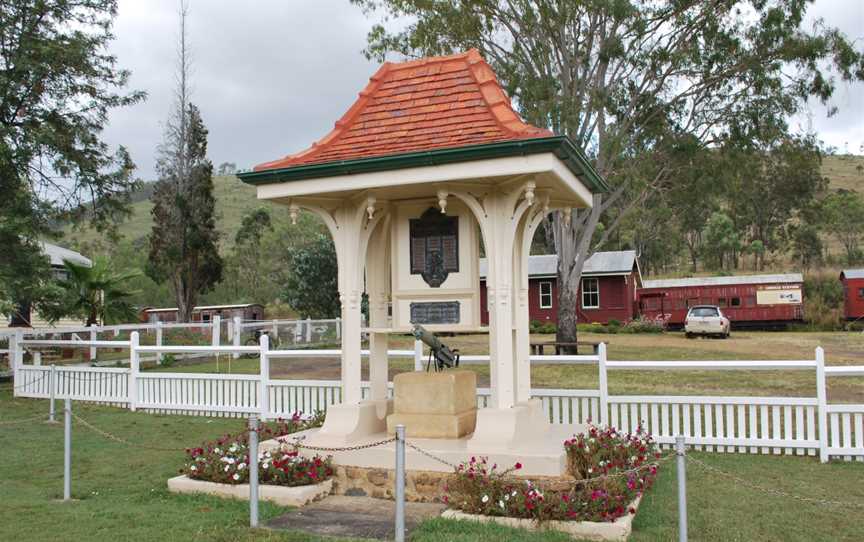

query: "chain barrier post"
left=64, top=397, right=72, bottom=501
left=49, top=365, right=57, bottom=423
left=395, top=424, right=406, bottom=542
left=259, top=334, right=270, bottom=421
left=675, top=435, right=688, bottom=542
left=249, top=415, right=259, bottom=528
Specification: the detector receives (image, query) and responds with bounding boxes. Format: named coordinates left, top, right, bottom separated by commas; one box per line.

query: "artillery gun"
left=412, top=324, right=460, bottom=372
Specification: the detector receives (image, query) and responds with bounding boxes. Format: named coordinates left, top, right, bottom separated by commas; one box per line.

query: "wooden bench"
left=529, top=341, right=602, bottom=356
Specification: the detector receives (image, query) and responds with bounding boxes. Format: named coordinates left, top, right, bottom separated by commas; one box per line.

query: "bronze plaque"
left=410, top=301, right=460, bottom=324
left=409, top=207, right=459, bottom=288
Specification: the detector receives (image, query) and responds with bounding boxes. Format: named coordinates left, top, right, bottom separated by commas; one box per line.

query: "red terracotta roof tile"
left=254, top=49, right=552, bottom=172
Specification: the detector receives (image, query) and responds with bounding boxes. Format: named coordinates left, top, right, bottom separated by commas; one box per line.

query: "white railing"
left=8, top=333, right=863, bottom=462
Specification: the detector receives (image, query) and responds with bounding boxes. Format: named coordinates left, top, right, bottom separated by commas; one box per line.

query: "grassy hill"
left=65, top=155, right=864, bottom=250
left=65, top=175, right=290, bottom=248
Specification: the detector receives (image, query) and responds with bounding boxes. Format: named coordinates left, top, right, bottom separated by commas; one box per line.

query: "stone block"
left=392, top=370, right=476, bottom=415
left=386, top=409, right=477, bottom=439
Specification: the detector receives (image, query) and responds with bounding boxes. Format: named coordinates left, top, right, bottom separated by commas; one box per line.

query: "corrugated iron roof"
left=642, top=273, right=803, bottom=289
left=144, top=304, right=263, bottom=313
left=40, top=241, right=91, bottom=268
left=480, top=250, right=638, bottom=279
left=841, top=269, right=864, bottom=280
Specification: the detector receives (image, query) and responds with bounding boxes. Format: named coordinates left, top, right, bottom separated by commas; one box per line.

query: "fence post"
left=129, top=332, right=139, bottom=412
left=395, top=424, right=406, bottom=542
left=89, top=327, right=97, bottom=361
left=815, top=346, right=828, bottom=463
left=305, top=317, right=312, bottom=342
left=675, top=435, right=687, bottom=542
left=64, top=397, right=72, bottom=501
left=414, top=339, right=424, bottom=372
left=211, top=315, right=221, bottom=347
left=155, top=322, right=164, bottom=365
left=249, top=415, right=260, bottom=528
left=598, top=342, right=608, bottom=426
left=336, top=317, right=341, bottom=340
left=49, top=365, right=57, bottom=423
left=271, top=319, right=278, bottom=340
left=233, top=316, right=242, bottom=360
left=33, top=351, right=41, bottom=366
left=259, top=334, right=270, bottom=420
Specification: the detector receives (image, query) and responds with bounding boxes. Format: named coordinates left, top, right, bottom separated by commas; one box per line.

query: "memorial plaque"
left=410, top=208, right=459, bottom=287
left=410, top=301, right=460, bottom=324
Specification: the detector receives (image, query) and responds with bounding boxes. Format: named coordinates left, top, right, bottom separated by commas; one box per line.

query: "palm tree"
left=52, top=257, right=140, bottom=326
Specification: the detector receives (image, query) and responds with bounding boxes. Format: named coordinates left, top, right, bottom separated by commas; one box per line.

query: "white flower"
left=498, top=500, right=505, bottom=509
left=504, top=494, right=510, bottom=501
left=511, top=490, right=517, bottom=497
left=229, top=444, right=238, bottom=453
left=214, top=448, right=222, bottom=455
left=224, top=466, right=230, bottom=472
left=190, top=466, right=197, bottom=471
left=588, top=468, right=593, bottom=474
left=232, top=473, right=240, bottom=481
left=263, top=463, right=270, bottom=469
left=238, top=463, right=246, bottom=470
left=481, top=495, right=489, bottom=504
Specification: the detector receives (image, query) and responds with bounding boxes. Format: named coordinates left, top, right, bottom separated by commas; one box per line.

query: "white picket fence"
left=8, top=333, right=863, bottom=462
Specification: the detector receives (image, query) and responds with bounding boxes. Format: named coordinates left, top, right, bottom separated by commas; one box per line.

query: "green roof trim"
left=237, top=136, right=609, bottom=194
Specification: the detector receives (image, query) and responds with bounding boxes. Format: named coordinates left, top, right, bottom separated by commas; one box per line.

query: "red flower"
left=514, top=462, right=522, bottom=470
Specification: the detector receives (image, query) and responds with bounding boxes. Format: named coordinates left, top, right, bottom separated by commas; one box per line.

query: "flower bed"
left=443, top=424, right=660, bottom=526
left=180, top=413, right=333, bottom=487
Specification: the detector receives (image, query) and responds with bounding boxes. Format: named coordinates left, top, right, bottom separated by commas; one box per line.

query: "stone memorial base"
left=167, top=475, right=332, bottom=507
left=385, top=370, right=477, bottom=439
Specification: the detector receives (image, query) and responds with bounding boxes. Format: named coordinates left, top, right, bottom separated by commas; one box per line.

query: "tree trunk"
left=556, top=285, right=579, bottom=347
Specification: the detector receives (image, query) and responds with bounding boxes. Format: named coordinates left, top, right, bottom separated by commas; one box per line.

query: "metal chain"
left=0, top=413, right=48, bottom=426
left=10, top=372, right=48, bottom=389
left=279, top=434, right=397, bottom=452
left=405, top=441, right=461, bottom=470
left=72, top=413, right=188, bottom=452
left=687, top=455, right=864, bottom=509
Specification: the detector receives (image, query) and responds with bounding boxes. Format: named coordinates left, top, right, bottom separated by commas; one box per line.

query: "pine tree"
left=146, top=3, right=222, bottom=322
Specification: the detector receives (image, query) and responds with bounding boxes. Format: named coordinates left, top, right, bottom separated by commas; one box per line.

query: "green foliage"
left=801, top=273, right=845, bottom=330
left=160, top=353, right=176, bottom=368
left=790, top=225, right=823, bottom=272
left=0, top=0, right=143, bottom=311
left=147, top=104, right=223, bottom=321
left=823, top=190, right=864, bottom=264
left=281, top=233, right=340, bottom=318
left=529, top=320, right=557, bottom=334
left=702, top=212, right=741, bottom=271
left=39, top=257, right=139, bottom=326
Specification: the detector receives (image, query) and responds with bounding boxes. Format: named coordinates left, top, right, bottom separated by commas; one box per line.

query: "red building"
left=480, top=251, right=642, bottom=325
left=639, top=274, right=804, bottom=329
left=840, top=269, right=864, bottom=321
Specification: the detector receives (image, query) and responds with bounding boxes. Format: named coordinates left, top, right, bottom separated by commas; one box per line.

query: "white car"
left=685, top=305, right=730, bottom=339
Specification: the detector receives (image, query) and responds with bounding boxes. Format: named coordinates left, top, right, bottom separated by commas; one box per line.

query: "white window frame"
left=539, top=281, right=553, bottom=309
left=582, top=277, right=600, bottom=309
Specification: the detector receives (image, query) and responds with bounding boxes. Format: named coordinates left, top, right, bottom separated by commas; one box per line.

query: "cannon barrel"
left=412, top=325, right=459, bottom=370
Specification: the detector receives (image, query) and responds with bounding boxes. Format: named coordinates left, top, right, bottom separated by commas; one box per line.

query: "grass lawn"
left=1, top=388, right=862, bottom=541
left=144, top=330, right=864, bottom=403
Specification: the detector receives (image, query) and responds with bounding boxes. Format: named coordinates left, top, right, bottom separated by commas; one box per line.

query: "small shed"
left=479, top=250, right=642, bottom=325
left=140, top=304, right=264, bottom=324
left=639, top=273, right=804, bottom=328
left=840, top=269, right=864, bottom=321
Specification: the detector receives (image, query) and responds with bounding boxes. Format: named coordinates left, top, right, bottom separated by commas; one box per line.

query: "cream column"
left=366, top=216, right=391, bottom=401
left=291, top=196, right=387, bottom=406
left=513, top=200, right=549, bottom=403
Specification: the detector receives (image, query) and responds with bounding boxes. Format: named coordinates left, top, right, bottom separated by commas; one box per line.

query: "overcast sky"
left=103, top=0, right=864, bottom=181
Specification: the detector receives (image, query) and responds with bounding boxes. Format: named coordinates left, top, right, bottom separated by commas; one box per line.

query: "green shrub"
left=619, top=317, right=665, bottom=334
left=802, top=273, right=844, bottom=331
left=160, top=353, right=177, bottom=367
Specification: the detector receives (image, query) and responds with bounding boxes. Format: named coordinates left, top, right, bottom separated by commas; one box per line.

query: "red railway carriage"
left=840, top=269, right=864, bottom=321
left=480, top=251, right=642, bottom=325
left=638, top=274, right=804, bottom=329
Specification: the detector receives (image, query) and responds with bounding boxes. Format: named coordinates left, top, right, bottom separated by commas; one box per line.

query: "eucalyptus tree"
left=0, top=0, right=143, bottom=315
left=353, top=0, right=864, bottom=342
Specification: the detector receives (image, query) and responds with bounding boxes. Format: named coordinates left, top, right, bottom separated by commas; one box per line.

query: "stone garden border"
left=440, top=496, right=641, bottom=542
left=167, top=475, right=332, bottom=507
